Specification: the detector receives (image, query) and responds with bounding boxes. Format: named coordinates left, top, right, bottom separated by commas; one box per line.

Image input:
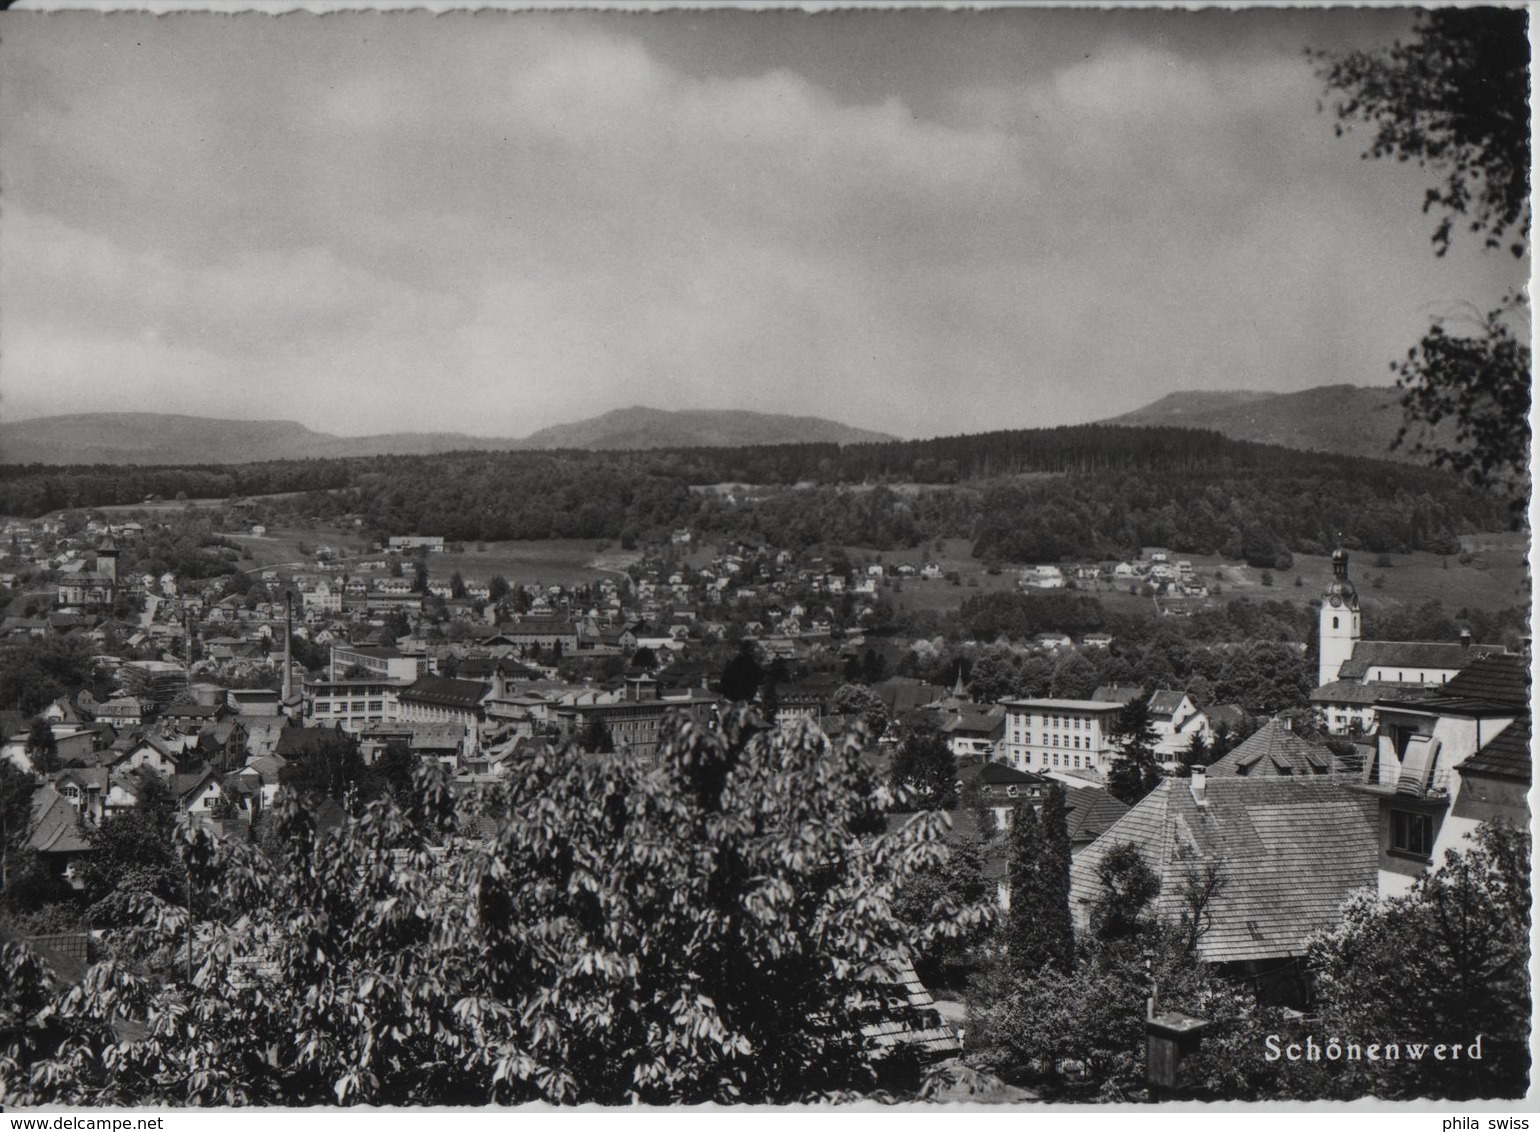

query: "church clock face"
left=1328, top=595, right=1343, bottom=607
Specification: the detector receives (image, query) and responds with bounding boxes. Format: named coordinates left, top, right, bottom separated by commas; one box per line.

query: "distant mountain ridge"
left=1103, top=384, right=1452, bottom=463
left=519, top=406, right=894, bottom=450
left=0, top=407, right=895, bottom=466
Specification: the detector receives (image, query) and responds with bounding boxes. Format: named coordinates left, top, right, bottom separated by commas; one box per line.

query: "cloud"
left=0, top=11, right=1525, bottom=439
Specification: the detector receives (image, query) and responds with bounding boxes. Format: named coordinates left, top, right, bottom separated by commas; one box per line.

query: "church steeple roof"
left=1324, top=544, right=1358, bottom=608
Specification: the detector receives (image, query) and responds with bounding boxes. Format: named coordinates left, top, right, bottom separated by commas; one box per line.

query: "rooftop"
left=1338, top=639, right=1505, bottom=681
left=1070, top=776, right=1378, bottom=965
left=1458, top=717, right=1531, bottom=785
left=1207, top=719, right=1344, bottom=778
left=1000, top=698, right=1123, bottom=713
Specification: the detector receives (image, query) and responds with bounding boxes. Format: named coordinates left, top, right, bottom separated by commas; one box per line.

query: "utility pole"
left=185, top=857, right=193, bottom=987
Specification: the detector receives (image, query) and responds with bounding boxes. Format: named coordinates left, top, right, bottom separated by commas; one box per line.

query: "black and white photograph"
left=0, top=0, right=1530, bottom=1111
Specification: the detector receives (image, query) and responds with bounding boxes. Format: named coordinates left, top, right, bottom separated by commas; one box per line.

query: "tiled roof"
left=1207, top=719, right=1343, bottom=777
left=244, top=754, right=287, bottom=784
left=940, top=706, right=1006, bottom=738
left=858, top=956, right=961, bottom=1058
left=1310, top=680, right=1425, bottom=706
left=163, top=703, right=221, bottom=718
left=272, top=723, right=348, bottom=758
left=974, top=761, right=1044, bottom=787
left=1062, top=786, right=1131, bottom=844
left=1437, top=652, right=1529, bottom=709
left=1070, top=776, right=1377, bottom=965
left=1338, top=640, right=1505, bottom=680
left=398, top=676, right=489, bottom=710
left=27, top=786, right=94, bottom=854
left=1000, top=697, right=1123, bottom=712
left=1147, top=690, right=1190, bottom=716
left=1459, top=717, right=1531, bottom=784
left=172, top=769, right=218, bottom=800
left=54, top=767, right=109, bottom=791
left=872, top=680, right=949, bottom=716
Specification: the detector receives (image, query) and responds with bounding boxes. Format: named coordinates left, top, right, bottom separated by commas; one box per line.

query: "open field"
left=223, top=527, right=639, bottom=587
left=56, top=491, right=316, bottom=515
left=848, top=536, right=1530, bottom=623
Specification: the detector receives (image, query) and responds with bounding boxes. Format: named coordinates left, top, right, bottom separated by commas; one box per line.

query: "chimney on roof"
left=1190, top=765, right=1208, bottom=808
left=1460, top=628, right=1472, bottom=651
left=1281, top=716, right=1292, bottom=733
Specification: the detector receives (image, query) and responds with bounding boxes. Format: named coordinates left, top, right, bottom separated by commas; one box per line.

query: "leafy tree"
left=0, top=761, right=40, bottom=900
left=278, top=729, right=381, bottom=811
left=580, top=715, right=615, bottom=754
left=24, top=718, right=58, bottom=776
left=1313, top=8, right=1529, bottom=258
left=0, top=713, right=993, bottom=1106
left=860, top=648, right=888, bottom=685
left=374, top=741, right=419, bottom=812
left=1392, top=303, right=1531, bottom=506
left=487, top=574, right=511, bottom=603
left=0, top=638, right=96, bottom=717
left=888, top=720, right=957, bottom=811
left=1314, top=8, right=1530, bottom=505
left=450, top=571, right=467, bottom=599
left=717, top=642, right=763, bottom=703
left=631, top=646, right=659, bottom=672
left=1090, top=842, right=1160, bottom=943
left=1105, top=695, right=1160, bottom=806
left=75, top=776, right=183, bottom=927
left=970, top=839, right=1303, bottom=1101
left=1307, top=821, right=1530, bottom=1099
left=892, top=834, right=993, bottom=990
left=1048, top=651, right=1097, bottom=700
left=831, top=684, right=889, bottom=735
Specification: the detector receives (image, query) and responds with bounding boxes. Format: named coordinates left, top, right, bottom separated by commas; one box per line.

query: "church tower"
left=1318, top=546, right=1361, bottom=686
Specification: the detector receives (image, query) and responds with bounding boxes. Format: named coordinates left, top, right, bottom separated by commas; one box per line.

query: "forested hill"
left=0, top=423, right=1514, bottom=561
left=1102, top=384, right=1461, bottom=464
left=518, top=406, right=895, bottom=449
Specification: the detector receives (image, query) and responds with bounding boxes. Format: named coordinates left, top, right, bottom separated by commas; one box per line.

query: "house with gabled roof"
left=51, top=766, right=110, bottom=824
left=26, top=784, right=96, bottom=888
left=172, top=765, right=227, bottom=820
left=1353, top=652, right=1529, bottom=897
left=1070, top=770, right=1378, bottom=1002
left=1092, top=686, right=1211, bottom=759
left=121, top=735, right=184, bottom=777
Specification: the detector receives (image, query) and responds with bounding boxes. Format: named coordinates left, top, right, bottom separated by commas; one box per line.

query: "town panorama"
left=0, top=3, right=1531, bottom=1113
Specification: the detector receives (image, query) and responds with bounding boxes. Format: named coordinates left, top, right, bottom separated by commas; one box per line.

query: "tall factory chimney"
left=282, top=591, right=298, bottom=716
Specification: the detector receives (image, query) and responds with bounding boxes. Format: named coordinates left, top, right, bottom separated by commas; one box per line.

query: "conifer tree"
left=1003, top=788, right=1073, bottom=976
left=1106, top=694, right=1160, bottom=806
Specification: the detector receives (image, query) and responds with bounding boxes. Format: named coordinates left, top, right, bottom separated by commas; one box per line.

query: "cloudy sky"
left=0, top=4, right=1526, bottom=439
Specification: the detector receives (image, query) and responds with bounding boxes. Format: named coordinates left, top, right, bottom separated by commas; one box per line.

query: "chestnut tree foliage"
left=1307, top=821, right=1531, bottom=1100
left=0, top=711, right=993, bottom=1106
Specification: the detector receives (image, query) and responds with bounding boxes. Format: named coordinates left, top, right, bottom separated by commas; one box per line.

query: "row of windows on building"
left=1010, top=730, right=1102, bottom=750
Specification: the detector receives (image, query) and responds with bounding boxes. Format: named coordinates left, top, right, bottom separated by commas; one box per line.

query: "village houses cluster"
left=1, top=512, right=1528, bottom=1007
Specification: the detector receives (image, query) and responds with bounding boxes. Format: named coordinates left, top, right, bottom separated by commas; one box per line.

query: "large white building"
left=305, top=676, right=405, bottom=732
left=998, top=698, right=1123, bottom=779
